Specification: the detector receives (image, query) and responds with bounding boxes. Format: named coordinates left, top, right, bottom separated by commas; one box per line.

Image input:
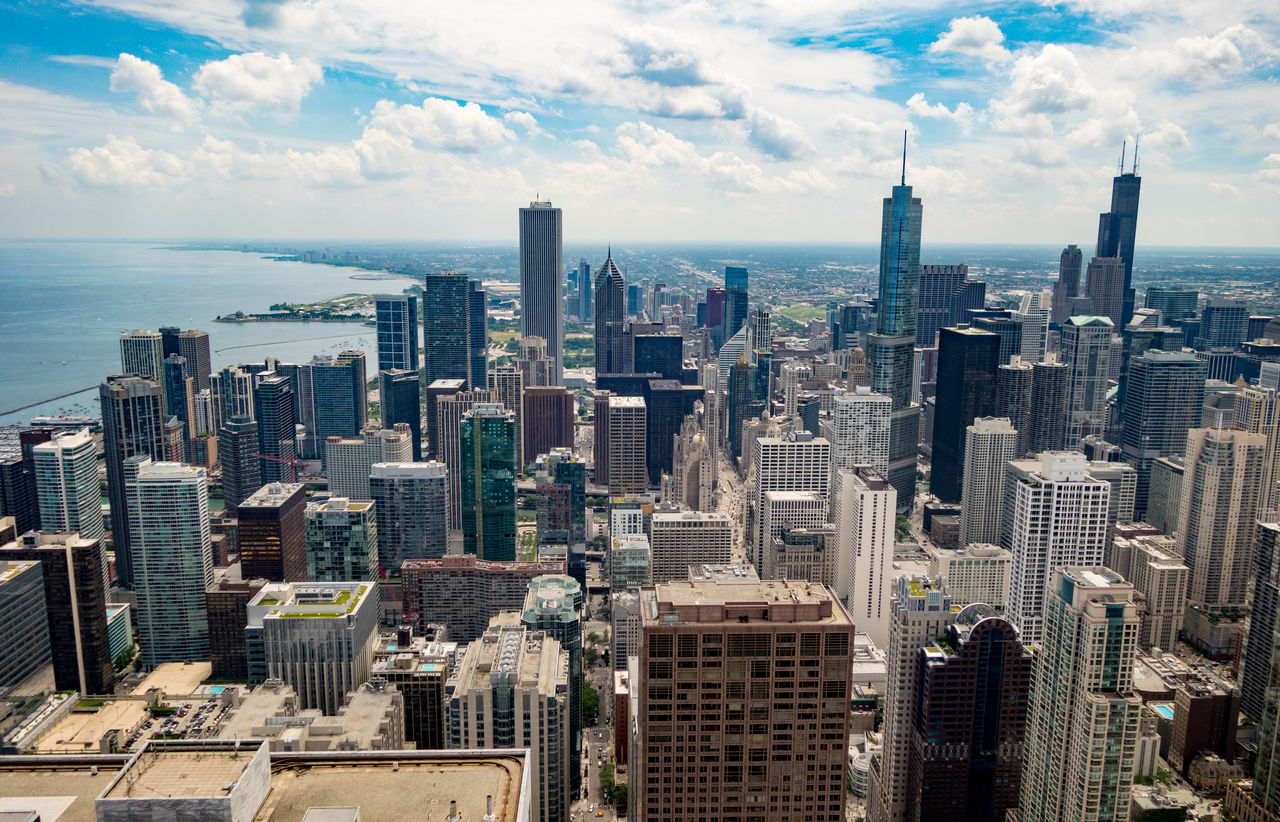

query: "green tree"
left=600, top=763, right=615, bottom=801
left=585, top=647, right=599, bottom=666
left=613, top=783, right=627, bottom=810
left=583, top=680, right=600, bottom=725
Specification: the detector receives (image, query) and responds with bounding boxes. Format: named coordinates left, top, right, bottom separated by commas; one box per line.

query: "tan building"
left=649, top=510, right=733, bottom=583
left=606, top=395, right=647, bottom=495
left=215, top=678, right=405, bottom=752
left=631, top=579, right=855, bottom=822
left=1110, top=533, right=1190, bottom=651
left=925, top=542, right=1012, bottom=609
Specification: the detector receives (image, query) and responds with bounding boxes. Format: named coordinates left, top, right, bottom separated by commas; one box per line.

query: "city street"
left=574, top=594, right=621, bottom=820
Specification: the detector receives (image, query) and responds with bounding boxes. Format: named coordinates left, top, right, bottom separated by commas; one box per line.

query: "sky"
left=0, top=0, right=1277, bottom=245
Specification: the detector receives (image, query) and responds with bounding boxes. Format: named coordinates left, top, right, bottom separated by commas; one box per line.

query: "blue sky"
left=0, top=0, right=1277, bottom=244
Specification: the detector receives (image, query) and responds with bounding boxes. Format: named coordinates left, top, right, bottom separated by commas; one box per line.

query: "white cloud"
left=991, top=44, right=1098, bottom=135
left=504, top=111, right=545, bottom=137
left=1131, top=25, right=1274, bottom=81
left=930, top=16, right=1011, bottom=62
left=1259, top=154, right=1280, bottom=188
left=747, top=109, right=814, bottom=161
left=109, top=54, right=201, bottom=127
left=193, top=52, right=322, bottom=115
left=0, top=182, right=15, bottom=197
left=1266, top=123, right=1280, bottom=140
left=368, top=98, right=513, bottom=152
left=905, top=93, right=975, bottom=129
left=60, top=135, right=186, bottom=187
left=616, top=122, right=701, bottom=168
left=1209, top=182, right=1241, bottom=196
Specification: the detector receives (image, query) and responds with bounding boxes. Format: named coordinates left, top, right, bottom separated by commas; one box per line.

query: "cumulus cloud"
left=930, top=16, right=1011, bottom=63
left=618, top=26, right=714, bottom=87
left=747, top=109, right=814, bottom=161
left=367, top=98, right=514, bottom=152
left=1258, top=154, right=1280, bottom=188
left=193, top=136, right=364, bottom=187
left=504, top=111, right=545, bottom=137
left=991, top=44, right=1098, bottom=135
left=1133, top=25, right=1274, bottom=81
left=109, top=54, right=201, bottom=127
left=906, top=93, right=975, bottom=129
left=194, top=52, right=322, bottom=115
left=61, top=135, right=186, bottom=187
left=1266, top=123, right=1280, bottom=141
left=0, top=182, right=15, bottom=197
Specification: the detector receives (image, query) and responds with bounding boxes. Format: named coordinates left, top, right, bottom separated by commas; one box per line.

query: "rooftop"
left=0, top=559, right=39, bottom=584
left=240, top=483, right=306, bottom=508
left=644, top=579, right=851, bottom=626
left=131, top=662, right=212, bottom=698
left=103, top=745, right=257, bottom=800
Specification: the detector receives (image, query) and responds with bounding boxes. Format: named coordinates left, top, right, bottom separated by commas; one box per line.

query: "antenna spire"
left=1133, top=133, right=1140, bottom=175
left=901, top=130, right=908, bottom=186
left=1118, top=141, right=1126, bottom=176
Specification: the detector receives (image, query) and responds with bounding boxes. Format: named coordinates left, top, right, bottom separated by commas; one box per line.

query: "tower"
left=593, top=251, right=626, bottom=375
left=32, top=428, right=104, bottom=545
left=219, top=416, right=261, bottom=513
left=959, top=417, right=1018, bottom=547
left=379, top=368, right=422, bottom=462
left=1061, top=315, right=1114, bottom=444
left=374, top=293, right=420, bottom=373
left=830, top=386, right=892, bottom=475
left=488, top=364, right=525, bottom=471
left=931, top=326, right=1000, bottom=503
left=237, top=481, right=307, bottom=582
left=460, top=403, right=517, bottom=561
left=1095, top=148, right=1142, bottom=326
left=831, top=466, right=897, bottom=647
left=1051, top=244, right=1083, bottom=325
left=119, top=329, right=165, bottom=382
left=1027, top=360, right=1069, bottom=453
left=253, top=372, right=297, bottom=484
left=519, top=200, right=564, bottom=382
left=423, top=270, right=473, bottom=387
left=99, top=374, right=167, bottom=588
left=1119, top=350, right=1207, bottom=518
left=469, top=279, right=488, bottom=389
left=521, top=574, right=584, bottom=797
left=370, top=461, right=449, bottom=567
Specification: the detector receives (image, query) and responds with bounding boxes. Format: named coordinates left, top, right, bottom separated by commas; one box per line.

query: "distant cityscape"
left=5, top=148, right=1280, bottom=822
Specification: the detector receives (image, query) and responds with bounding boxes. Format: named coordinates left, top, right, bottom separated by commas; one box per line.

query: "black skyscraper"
left=1051, top=245, right=1083, bottom=325
left=380, top=368, right=422, bottom=461
left=724, top=266, right=749, bottom=342
left=423, top=270, right=473, bottom=388
left=254, top=373, right=297, bottom=483
left=931, top=327, right=1000, bottom=502
left=100, top=375, right=167, bottom=588
left=1027, top=361, right=1069, bottom=454
left=594, top=251, right=626, bottom=375
left=1096, top=149, right=1141, bottom=326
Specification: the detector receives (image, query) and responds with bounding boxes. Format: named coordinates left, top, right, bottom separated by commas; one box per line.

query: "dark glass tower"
left=724, top=266, right=749, bottom=342
left=100, top=375, right=167, bottom=588
left=868, top=148, right=923, bottom=507
left=1120, top=350, right=1207, bottom=517
left=1096, top=153, right=1141, bottom=326
left=594, top=251, right=626, bottom=375
left=1051, top=245, right=1083, bottom=325
left=219, top=416, right=261, bottom=513
left=254, top=373, right=297, bottom=483
left=578, top=258, right=593, bottom=322
left=374, top=294, right=419, bottom=374
left=1026, top=361, right=1069, bottom=454
left=519, top=201, right=563, bottom=382
left=469, top=279, right=488, bottom=389
left=423, top=269, right=473, bottom=388
left=931, top=327, right=1000, bottom=503
left=379, top=368, right=423, bottom=461
left=1244, top=522, right=1280, bottom=723
left=460, top=403, right=517, bottom=561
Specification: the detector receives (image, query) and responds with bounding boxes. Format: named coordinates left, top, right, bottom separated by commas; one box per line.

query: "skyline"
left=0, top=1, right=1275, bottom=245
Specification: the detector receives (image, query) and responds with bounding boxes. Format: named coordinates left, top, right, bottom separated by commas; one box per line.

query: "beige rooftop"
left=644, top=579, right=851, bottom=625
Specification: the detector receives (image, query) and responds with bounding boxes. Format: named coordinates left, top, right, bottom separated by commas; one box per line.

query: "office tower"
left=460, top=403, right=517, bottom=561
left=1120, top=351, right=1207, bottom=518
left=447, top=613, right=570, bottom=822
left=119, top=329, right=165, bottom=382
left=210, top=364, right=255, bottom=431
left=594, top=251, right=626, bottom=375
left=577, top=258, right=593, bottom=321
left=1015, top=289, right=1051, bottom=363
left=303, top=353, right=367, bottom=457
left=750, top=431, right=831, bottom=570
left=868, top=158, right=923, bottom=505
left=250, top=581, right=379, bottom=714
left=830, top=386, right=892, bottom=475
left=931, top=326, right=1000, bottom=502
left=1146, top=456, right=1185, bottom=534
left=1051, top=244, right=1083, bottom=324
left=305, top=497, right=379, bottom=581
left=325, top=426, right=412, bottom=500
left=401, top=555, right=563, bottom=643
left=905, top=605, right=1031, bottom=822
left=1026, top=360, right=1069, bottom=454
left=424, top=378, right=467, bottom=461
left=0, top=532, right=114, bottom=694
left=220, top=416, right=262, bottom=513
left=163, top=354, right=194, bottom=445
left=378, top=368, right=422, bottom=461
left=237, top=482, right=307, bottom=581
left=369, top=462, right=448, bottom=568
left=1177, top=427, right=1266, bottom=609
left=1061, top=315, right=1114, bottom=444
left=519, top=201, right=564, bottom=382
left=994, top=360, right=1033, bottom=456
left=176, top=328, right=211, bottom=390
left=724, top=264, right=749, bottom=342
left=1019, top=567, right=1142, bottom=822
left=760, top=489, right=826, bottom=563
left=521, top=574, right=583, bottom=797
left=605, top=395, right=647, bottom=494
left=488, top=364, right=525, bottom=470
left=0, top=430, right=49, bottom=535
left=1111, top=533, right=1189, bottom=651
left=869, top=575, right=955, bottom=822
left=469, top=279, right=488, bottom=389
left=32, top=428, right=104, bottom=545
left=253, top=373, right=297, bottom=483
left=374, top=294, right=419, bottom=373
left=666, top=411, right=713, bottom=511
left=632, top=579, right=854, bottom=822
left=609, top=534, right=652, bottom=591
left=959, top=417, right=1018, bottom=546
left=1145, top=287, right=1199, bottom=323
left=1002, top=453, right=1111, bottom=644
left=371, top=635, right=456, bottom=749
left=1235, top=385, right=1280, bottom=510
left=124, top=457, right=212, bottom=669
left=726, top=354, right=753, bottom=460
left=1096, top=151, right=1142, bottom=326
left=916, top=263, right=973, bottom=347
left=100, top=375, right=167, bottom=588
left=534, top=449, right=585, bottom=547
left=925, top=543, right=1012, bottom=607
left=517, top=335, right=555, bottom=387
left=206, top=573, right=267, bottom=681
left=780, top=360, right=811, bottom=417
left=0, top=557, right=53, bottom=697
left=966, top=311, right=1022, bottom=367
left=1242, top=523, right=1280, bottom=723
left=1085, top=256, right=1127, bottom=327
left=831, top=467, right=896, bottom=647
left=522, top=386, right=574, bottom=462
left=644, top=379, right=701, bottom=486
left=649, top=510, right=733, bottom=582
left=438, top=388, right=490, bottom=528
left=423, top=269, right=473, bottom=387
left=1197, top=299, right=1249, bottom=350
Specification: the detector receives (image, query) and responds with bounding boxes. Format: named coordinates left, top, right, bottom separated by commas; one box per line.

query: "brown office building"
left=631, top=579, right=855, bottom=822
left=401, top=555, right=565, bottom=644
left=1169, top=670, right=1240, bottom=776
left=523, top=386, right=575, bottom=462
left=236, top=482, right=307, bottom=582
left=207, top=569, right=267, bottom=681
left=1, top=531, right=115, bottom=694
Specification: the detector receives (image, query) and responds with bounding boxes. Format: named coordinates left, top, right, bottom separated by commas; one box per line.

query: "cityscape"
left=3, top=2, right=1280, bottom=822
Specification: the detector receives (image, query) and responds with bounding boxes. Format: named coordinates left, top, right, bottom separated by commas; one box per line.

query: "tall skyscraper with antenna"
left=1096, top=140, right=1142, bottom=326
left=867, top=133, right=923, bottom=507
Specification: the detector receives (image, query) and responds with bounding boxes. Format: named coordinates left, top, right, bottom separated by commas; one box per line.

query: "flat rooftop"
left=104, top=748, right=253, bottom=799
left=130, top=662, right=212, bottom=697
left=645, top=579, right=851, bottom=626
left=33, top=700, right=148, bottom=753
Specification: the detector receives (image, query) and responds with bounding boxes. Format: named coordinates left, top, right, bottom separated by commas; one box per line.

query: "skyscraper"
left=305, top=497, right=379, bottom=582
left=594, top=251, right=626, bottom=375
left=160, top=327, right=212, bottom=391
left=460, top=403, right=517, bottom=561
left=374, top=293, right=419, bottom=373
left=521, top=574, right=583, bottom=797
left=100, top=374, right=167, bottom=588
left=519, top=201, right=564, bottom=382
left=1061, top=315, right=1114, bottom=444
left=831, top=467, right=896, bottom=647
left=1027, top=360, right=1069, bottom=453
left=163, top=354, right=194, bottom=454
left=523, top=386, right=575, bottom=462
left=305, top=353, right=367, bottom=458
left=830, top=386, right=892, bottom=475
left=119, top=329, right=165, bottom=382
left=325, top=426, right=412, bottom=500
left=517, top=335, right=555, bottom=387
left=1051, top=244, right=1083, bottom=325
left=649, top=510, right=733, bottom=582
left=1242, top=523, right=1280, bottom=722
left=253, top=372, right=297, bottom=484
left=994, top=360, right=1033, bottom=456
left=1019, top=567, right=1142, bottom=822
left=437, top=388, right=490, bottom=528
left=606, top=395, right=647, bottom=495
left=578, top=258, right=592, bottom=322
left=1120, top=350, right=1207, bottom=518
left=1145, top=287, right=1199, bottom=323
left=959, top=417, right=1018, bottom=547
left=378, top=368, right=422, bottom=461
left=210, top=364, right=255, bottom=431
left=868, top=148, right=923, bottom=506
left=1085, top=256, right=1127, bottom=327
left=724, top=265, right=749, bottom=342
left=469, top=279, right=488, bottom=389
left=124, top=457, right=212, bottom=669
left=236, top=482, right=307, bottom=582
left=369, top=462, right=449, bottom=568
left=33, top=428, right=104, bottom=545
left=916, top=264, right=981, bottom=347
left=423, top=270, right=473, bottom=388
left=931, top=326, right=1000, bottom=503
left=219, top=416, right=261, bottom=512
left=488, top=364, right=525, bottom=470
left=750, top=431, right=831, bottom=571
left=1095, top=151, right=1142, bottom=326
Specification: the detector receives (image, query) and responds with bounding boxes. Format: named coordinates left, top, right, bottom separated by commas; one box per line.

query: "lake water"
left=0, top=241, right=419, bottom=423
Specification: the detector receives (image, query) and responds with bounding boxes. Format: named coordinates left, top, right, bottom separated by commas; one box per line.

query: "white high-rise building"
left=831, top=467, right=896, bottom=648
left=1111, top=534, right=1189, bottom=651
left=868, top=575, right=955, bottom=822
left=369, top=462, right=449, bottom=568
left=33, top=428, right=104, bottom=543
left=649, top=511, right=733, bottom=583
left=830, top=386, right=892, bottom=475
left=780, top=360, right=812, bottom=418
left=760, top=490, right=827, bottom=579
left=124, top=457, right=212, bottom=670
left=1002, top=452, right=1111, bottom=644
left=750, top=431, right=831, bottom=571
left=119, top=329, right=164, bottom=381
left=925, top=542, right=1012, bottom=608
left=325, top=427, right=413, bottom=500
left=1019, top=567, right=1142, bottom=822
left=1014, top=288, right=1051, bottom=364
left=959, top=417, right=1018, bottom=547
left=488, top=365, right=525, bottom=470
left=1233, top=386, right=1280, bottom=509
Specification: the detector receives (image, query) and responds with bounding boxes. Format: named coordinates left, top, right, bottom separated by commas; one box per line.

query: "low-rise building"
left=215, top=679, right=404, bottom=752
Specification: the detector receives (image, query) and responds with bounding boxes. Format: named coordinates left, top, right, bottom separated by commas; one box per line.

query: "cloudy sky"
left=1, top=0, right=1277, bottom=245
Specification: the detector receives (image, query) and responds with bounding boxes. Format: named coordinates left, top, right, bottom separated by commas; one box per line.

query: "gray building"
left=1120, top=351, right=1207, bottom=518
left=521, top=574, right=583, bottom=797
left=519, top=201, right=563, bottom=383
left=374, top=293, right=419, bottom=373
left=423, top=270, right=474, bottom=388
left=369, top=461, right=449, bottom=569
left=100, top=374, right=168, bottom=588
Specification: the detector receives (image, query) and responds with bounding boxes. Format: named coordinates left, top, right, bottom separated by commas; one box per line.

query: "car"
left=595, top=813, right=604, bottom=818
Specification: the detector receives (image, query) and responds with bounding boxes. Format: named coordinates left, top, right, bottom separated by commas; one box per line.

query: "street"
left=574, top=594, right=621, bottom=820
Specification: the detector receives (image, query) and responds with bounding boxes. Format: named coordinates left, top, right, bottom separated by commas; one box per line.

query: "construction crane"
left=250, top=452, right=305, bottom=482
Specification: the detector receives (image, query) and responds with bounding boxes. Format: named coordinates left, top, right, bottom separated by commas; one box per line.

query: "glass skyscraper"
left=1096, top=159, right=1141, bottom=326
left=424, top=269, right=473, bottom=387
left=519, top=201, right=563, bottom=382
left=460, top=403, right=517, bottom=561
left=374, top=294, right=419, bottom=374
